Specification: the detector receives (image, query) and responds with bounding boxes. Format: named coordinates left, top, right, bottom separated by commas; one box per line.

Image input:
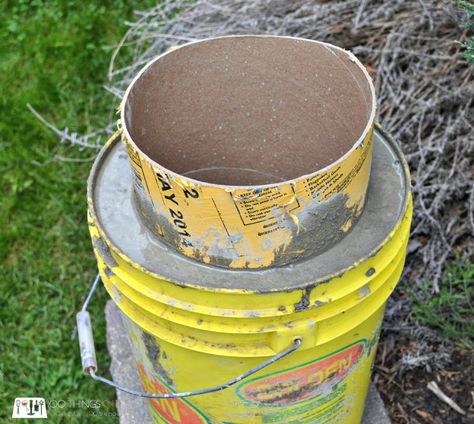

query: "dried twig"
left=27, top=103, right=113, bottom=150
left=427, top=380, right=467, bottom=415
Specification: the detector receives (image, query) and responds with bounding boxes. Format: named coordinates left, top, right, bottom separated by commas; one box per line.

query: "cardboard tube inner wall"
left=123, top=36, right=373, bottom=185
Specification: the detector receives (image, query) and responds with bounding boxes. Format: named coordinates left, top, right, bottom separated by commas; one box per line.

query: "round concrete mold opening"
left=89, top=127, right=408, bottom=292
left=120, top=35, right=376, bottom=269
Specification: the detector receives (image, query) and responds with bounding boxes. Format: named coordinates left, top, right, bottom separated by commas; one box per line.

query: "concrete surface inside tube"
left=89, top=127, right=408, bottom=292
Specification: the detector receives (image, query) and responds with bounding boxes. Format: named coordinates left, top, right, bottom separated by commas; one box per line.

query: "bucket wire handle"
left=77, top=273, right=302, bottom=399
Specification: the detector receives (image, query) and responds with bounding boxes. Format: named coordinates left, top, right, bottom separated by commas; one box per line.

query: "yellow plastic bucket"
left=120, top=35, right=376, bottom=269
left=87, top=126, right=412, bottom=424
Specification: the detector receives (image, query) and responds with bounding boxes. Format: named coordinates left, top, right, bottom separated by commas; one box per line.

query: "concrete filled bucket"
left=77, top=36, right=412, bottom=424
left=120, top=35, right=376, bottom=269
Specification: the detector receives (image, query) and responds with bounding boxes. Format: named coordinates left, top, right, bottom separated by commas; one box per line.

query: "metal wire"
left=81, top=273, right=101, bottom=311
left=80, top=272, right=302, bottom=398
left=89, top=338, right=302, bottom=399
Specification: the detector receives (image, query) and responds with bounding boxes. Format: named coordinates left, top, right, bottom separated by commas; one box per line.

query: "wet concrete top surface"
left=91, top=129, right=408, bottom=292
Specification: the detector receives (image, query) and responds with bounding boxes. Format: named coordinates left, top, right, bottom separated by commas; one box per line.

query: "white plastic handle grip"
left=76, top=311, right=97, bottom=374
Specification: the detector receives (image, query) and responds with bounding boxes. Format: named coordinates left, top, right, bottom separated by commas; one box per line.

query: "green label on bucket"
left=236, top=341, right=366, bottom=422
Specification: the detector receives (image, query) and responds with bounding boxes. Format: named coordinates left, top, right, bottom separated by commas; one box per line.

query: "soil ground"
left=375, top=329, right=474, bottom=423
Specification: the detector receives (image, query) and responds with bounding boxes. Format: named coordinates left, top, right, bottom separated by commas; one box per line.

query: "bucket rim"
left=87, top=124, right=411, bottom=294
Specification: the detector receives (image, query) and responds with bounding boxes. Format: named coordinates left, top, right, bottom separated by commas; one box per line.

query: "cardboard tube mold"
left=120, top=35, right=376, bottom=269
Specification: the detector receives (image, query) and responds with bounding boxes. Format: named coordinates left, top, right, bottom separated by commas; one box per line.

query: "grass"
left=410, top=258, right=474, bottom=350
left=454, top=0, right=474, bottom=63
left=0, top=1, right=154, bottom=422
